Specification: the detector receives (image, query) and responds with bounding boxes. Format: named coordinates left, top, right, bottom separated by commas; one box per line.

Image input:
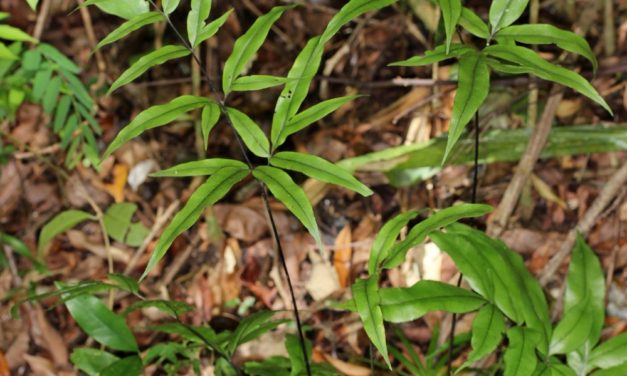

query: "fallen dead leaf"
left=5, top=330, right=28, bottom=369
left=66, top=230, right=131, bottom=264
left=322, top=353, right=371, bottom=376
left=0, top=351, right=9, bottom=376
left=333, top=224, right=352, bottom=288
left=23, top=354, right=56, bottom=376
left=103, top=163, right=129, bottom=203
left=305, top=250, right=340, bottom=301
left=32, top=305, right=68, bottom=367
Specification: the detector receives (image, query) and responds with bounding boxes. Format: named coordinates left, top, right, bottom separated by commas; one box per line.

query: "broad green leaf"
left=0, top=12, right=8, bottom=20
left=590, top=363, right=627, bottom=376
left=103, top=203, right=137, bottom=243
left=383, top=203, right=492, bottom=269
left=107, top=273, right=139, bottom=295
left=320, top=0, right=397, bottom=44
left=187, top=0, right=211, bottom=47
left=22, top=49, right=41, bottom=70
left=122, top=299, right=194, bottom=317
left=271, top=36, right=324, bottom=150
left=274, top=95, right=360, bottom=147
left=379, top=280, right=485, bottom=322
left=589, top=333, right=627, bottom=371
left=388, top=44, right=472, bottom=67
left=125, top=222, right=149, bottom=247
left=459, top=7, right=489, bottom=39
left=38, top=210, right=95, bottom=256
left=162, top=0, right=180, bottom=15
left=0, top=232, right=46, bottom=272
left=222, top=6, right=290, bottom=94
left=141, top=166, right=248, bottom=280
left=226, top=107, right=270, bottom=158
left=368, top=211, right=419, bottom=275
left=489, top=0, right=529, bottom=34
left=151, top=323, right=227, bottom=350
left=484, top=45, right=612, bottom=114
left=438, top=0, right=462, bottom=53
left=0, top=42, right=17, bottom=60
left=108, top=45, right=190, bottom=94
left=101, top=356, right=142, bottom=376
left=495, top=24, right=597, bottom=71
left=0, top=25, right=37, bottom=42
left=550, top=298, right=594, bottom=355
left=193, top=9, right=233, bottom=48
left=444, top=51, right=489, bottom=163
left=38, top=43, right=80, bottom=73
left=504, top=327, right=541, bottom=376
left=285, top=334, right=312, bottom=376
left=201, top=102, right=220, bottom=150
left=96, top=12, right=164, bottom=50
left=462, top=304, right=505, bottom=369
left=151, top=158, right=248, bottom=177
left=42, top=76, right=61, bottom=113
left=102, top=95, right=212, bottom=159
left=32, top=69, right=52, bottom=100
left=64, top=294, right=138, bottom=352
left=252, top=166, right=321, bottom=249
left=270, top=151, right=372, bottom=196
left=231, top=75, right=288, bottom=92
left=71, top=348, right=119, bottom=376
left=352, top=276, right=390, bottom=369
left=228, top=311, right=288, bottom=355
left=85, top=0, right=149, bottom=20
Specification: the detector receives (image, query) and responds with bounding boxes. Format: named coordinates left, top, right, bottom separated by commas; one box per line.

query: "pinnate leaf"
left=103, top=95, right=212, bottom=159
left=108, top=45, right=190, bottom=94
left=444, top=50, right=489, bottom=163
left=270, top=151, right=372, bottom=196
left=352, top=276, right=390, bottom=369
left=96, top=12, right=164, bottom=50
left=253, top=166, right=322, bottom=249
left=141, top=166, right=249, bottom=280
left=226, top=107, right=270, bottom=158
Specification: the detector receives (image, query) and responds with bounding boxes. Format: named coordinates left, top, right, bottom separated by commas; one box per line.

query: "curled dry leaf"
left=322, top=352, right=371, bottom=376
left=103, top=163, right=129, bottom=203
left=333, top=224, right=352, bottom=288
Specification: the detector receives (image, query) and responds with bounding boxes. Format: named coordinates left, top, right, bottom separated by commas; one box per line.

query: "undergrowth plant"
left=0, top=12, right=100, bottom=168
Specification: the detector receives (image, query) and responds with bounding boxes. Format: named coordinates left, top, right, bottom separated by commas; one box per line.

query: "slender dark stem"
left=146, top=3, right=312, bottom=374
left=447, top=112, right=480, bottom=375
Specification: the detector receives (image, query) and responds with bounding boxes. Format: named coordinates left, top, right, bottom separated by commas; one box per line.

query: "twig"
left=32, top=0, right=51, bottom=40
left=539, top=161, right=627, bottom=286
left=76, top=0, right=107, bottom=90
left=487, top=87, right=563, bottom=237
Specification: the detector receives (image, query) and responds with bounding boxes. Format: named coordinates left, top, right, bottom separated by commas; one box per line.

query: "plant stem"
left=146, top=3, right=312, bottom=374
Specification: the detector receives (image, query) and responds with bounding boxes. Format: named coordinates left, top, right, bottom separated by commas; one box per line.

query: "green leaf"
left=108, top=45, right=190, bottom=94
left=368, top=211, right=419, bottom=275
left=462, top=304, right=504, bottom=369
left=489, top=0, right=529, bottom=34
left=226, top=107, right=270, bottom=158
left=96, top=12, right=164, bottom=50
left=151, top=323, right=227, bottom=350
left=274, top=95, right=360, bottom=147
left=53, top=95, right=72, bottom=132
left=71, top=348, right=119, bottom=376
left=444, top=51, right=489, bottom=163
left=0, top=25, right=37, bottom=43
left=201, top=102, right=220, bottom=150
left=383, top=203, right=492, bottom=269
left=42, top=76, right=61, bottom=113
left=101, top=356, right=142, bottom=376
left=352, top=276, right=390, bottom=369
left=495, top=24, right=597, bottom=71
left=187, top=0, right=211, bottom=47
left=141, top=166, right=248, bottom=280
left=270, top=151, right=372, bottom=196
left=103, top=203, right=137, bottom=243
left=320, top=0, right=396, bottom=44
left=231, top=75, right=288, bottom=92
left=589, top=333, right=627, bottom=371
left=64, top=294, right=138, bottom=352
left=193, top=9, right=233, bottom=48
left=459, top=7, right=489, bottom=39
left=125, top=222, right=149, bottom=247
left=85, top=0, right=149, bottom=20
left=504, top=327, right=541, bottom=376
left=0, top=42, right=17, bottom=60
left=25, top=0, right=39, bottom=10
left=388, top=44, right=472, bottom=67
left=0, top=232, right=46, bottom=273
left=590, top=363, right=627, bottom=376
left=122, top=299, right=194, bottom=317
left=252, top=166, right=322, bottom=250
left=102, top=95, right=212, bottom=159
left=550, top=298, right=594, bottom=355
left=107, top=273, right=139, bottom=295
left=162, top=0, right=180, bottom=15
left=487, top=57, right=533, bottom=75
left=379, top=280, right=485, bottom=323
left=38, top=210, right=95, bottom=256
left=484, top=45, right=612, bottom=114
left=151, top=158, right=248, bottom=177
left=286, top=334, right=312, bottom=376
left=222, top=6, right=290, bottom=95
left=38, top=43, right=80, bottom=73
left=438, top=0, right=462, bottom=53
left=227, top=311, right=288, bottom=355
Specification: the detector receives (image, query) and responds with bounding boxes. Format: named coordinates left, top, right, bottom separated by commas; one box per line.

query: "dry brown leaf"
left=305, top=250, right=340, bottom=301
left=23, top=354, right=56, bottom=376
left=333, top=224, right=352, bottom=288
left=322, top=353, right=371, bottom=376
left=103, top=163, right=129, bottom=203
left=556, top=98, right=582, bottom=119
left=5, top=330, right=28, bottom=369
left=32, top=305, right=68, bottom=367
left=0, top=351, right=9, bottom=376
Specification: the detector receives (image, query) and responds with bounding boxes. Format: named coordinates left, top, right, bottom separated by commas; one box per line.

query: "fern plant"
left=0, top=13, right=100, bottom=168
